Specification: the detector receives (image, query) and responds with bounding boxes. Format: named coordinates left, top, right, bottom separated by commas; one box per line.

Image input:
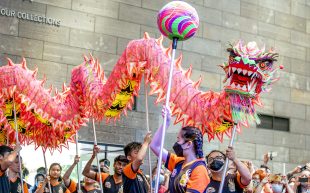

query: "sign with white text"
left=0, top=7, right=61, bottom=27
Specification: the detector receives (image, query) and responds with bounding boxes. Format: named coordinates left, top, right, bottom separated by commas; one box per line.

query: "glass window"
left=257, top=114, right=289, bottom=132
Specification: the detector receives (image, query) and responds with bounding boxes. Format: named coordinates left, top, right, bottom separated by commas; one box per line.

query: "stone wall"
left=0, top=0, right=310, bottom=173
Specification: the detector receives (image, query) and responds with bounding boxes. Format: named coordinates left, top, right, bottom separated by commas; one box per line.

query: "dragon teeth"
left=242, top=69, right=247, bottom=75
left=242, top=85, right=246, bottom=90
left=232, top=67, right=237, bottom=73
left=248, top=81, right=255, bottom=91
left=251, top=72, right=256, bottom=79
left=251, top=82, right=257, bottom=91
left=248, top=71, right=253, bottom=76
left=237, top=68, right=242, bottom=74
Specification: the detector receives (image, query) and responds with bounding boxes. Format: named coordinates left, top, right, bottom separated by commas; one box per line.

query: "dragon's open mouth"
left=225, top=64, right=261, bottom=95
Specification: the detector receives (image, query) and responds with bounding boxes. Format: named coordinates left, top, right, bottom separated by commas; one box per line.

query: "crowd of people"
left=0, top=107, right=309, bottom=193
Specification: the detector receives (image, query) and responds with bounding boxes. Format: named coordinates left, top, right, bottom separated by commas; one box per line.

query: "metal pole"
left=12, top=96, right=24, bottom=193
left=218, top=124, right=237, bottom=193
left=144, top=84, right=153, bottom=193
left=75, top=132, right=82, bottom=193
left=92, top=119, right=104, bottom=193
left=154, top=37, right=178, bottom=193
left=42, top=150, right=52, bottom=193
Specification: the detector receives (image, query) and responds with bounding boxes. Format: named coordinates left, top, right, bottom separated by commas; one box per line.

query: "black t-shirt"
left=40, top=181, right=69, bottom=193
left=206, top=173, right=246, bottom=193
left=10, top=177, right=21, bottom=193
left=122, top=163, right=148, bottom=193
left=94, top=172, right=123, bottom=193
left=103, top=175, right=123, bottom=193
left=10, top=177, right=29, bottom=193
left=0, top=169, right=10, bottom=193
left=52, top=182, right=68, bottom=193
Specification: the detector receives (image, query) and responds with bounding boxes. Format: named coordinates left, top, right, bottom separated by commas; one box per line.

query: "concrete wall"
left=0, top=0, right=310, bottom=173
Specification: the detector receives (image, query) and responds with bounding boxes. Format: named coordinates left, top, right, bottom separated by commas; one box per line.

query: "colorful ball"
left=157, top=1, right=199, bottom=41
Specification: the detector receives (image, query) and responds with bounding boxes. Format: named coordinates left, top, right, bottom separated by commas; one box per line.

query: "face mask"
left=252, top=180, right=260, bottom=188
left=209, top=160, right=224, bottom=171
left=173, top=142, right=185, bottom=157
left=301, top=182, right=309, bottom=187
left=271, top=184, right=283, bottom=193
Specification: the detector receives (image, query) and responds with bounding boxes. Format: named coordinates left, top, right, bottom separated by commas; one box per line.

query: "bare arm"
left=150, top=106, right=170, bottom=163
left=235, top=159, right=252, bottom=185
left=281, top=175, right=294, bottom=193
left=63, top=155, right=80, bottom=186
left=284, top=181, right=294, bottom=193
left=226, top=147, right=251, bottom=185
left=287, top=166, right=301, bottom=179
left=263, top=153, right=269, bottom=166
left=1, top=144, right=21, bottom=171
left=254, top=177, right=268, bottom=193
left=82, top=145, right=99, bottom=180
left=132, top=132, right=152, bottom=172
left=291, top=182, right=299, bottom=193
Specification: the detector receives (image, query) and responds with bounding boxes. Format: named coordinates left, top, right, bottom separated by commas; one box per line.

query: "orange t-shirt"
left=95, top=172, right=109, bottom=183
left=165, top=153, right=210, bottom=193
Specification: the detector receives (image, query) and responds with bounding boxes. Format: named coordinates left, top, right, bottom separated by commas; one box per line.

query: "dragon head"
left=219, top=41, right=282, bottom=127
left=222, top=40, right=280, bottom=99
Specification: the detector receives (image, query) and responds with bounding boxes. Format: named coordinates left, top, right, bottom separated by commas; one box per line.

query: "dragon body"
left=0, top=33, right=280, bottom=151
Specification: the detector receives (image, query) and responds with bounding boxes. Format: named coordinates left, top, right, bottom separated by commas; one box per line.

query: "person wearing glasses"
left=205, top=148, right=251, bottom=193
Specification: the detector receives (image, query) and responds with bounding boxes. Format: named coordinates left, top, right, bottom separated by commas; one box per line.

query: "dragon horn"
left=193, top=76, right=202, bottom=89
left=41, top=75, right=47, bottom=87
left=175, top=54, right=183, bottom=70
left=156, top=35, right=163, bottom=46
left=89, top=53, right=94, bottom=63
left=185, top=65, right=193, bottom=79
left=83, top=54, right=88, bottom=61
left=21, top=57, right=27, bottom=70
left=7, top=58, right=14, bottom=66
left=32, top=67, right=38, bottom=78
left=143, top=32, right=150, bottom=39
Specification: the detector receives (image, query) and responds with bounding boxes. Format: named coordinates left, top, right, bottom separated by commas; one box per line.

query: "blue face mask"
left=271, top=184, right=283, bottom=193
left=152, top=174, right=165, bottom=187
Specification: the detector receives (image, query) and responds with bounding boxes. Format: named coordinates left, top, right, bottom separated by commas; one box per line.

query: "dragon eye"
left=259, top=62, right=267, bottom=70
left=229, top=56, right=234, bottom=63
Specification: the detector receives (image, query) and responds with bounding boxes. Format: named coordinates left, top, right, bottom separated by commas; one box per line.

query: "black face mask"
left=173, top=142, right=184, bottom=157
left=209, top=160, right=224, bottom=171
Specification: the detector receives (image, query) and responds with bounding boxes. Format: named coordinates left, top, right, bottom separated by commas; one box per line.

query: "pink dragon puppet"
left=0, top=32, right=281, bottom=151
